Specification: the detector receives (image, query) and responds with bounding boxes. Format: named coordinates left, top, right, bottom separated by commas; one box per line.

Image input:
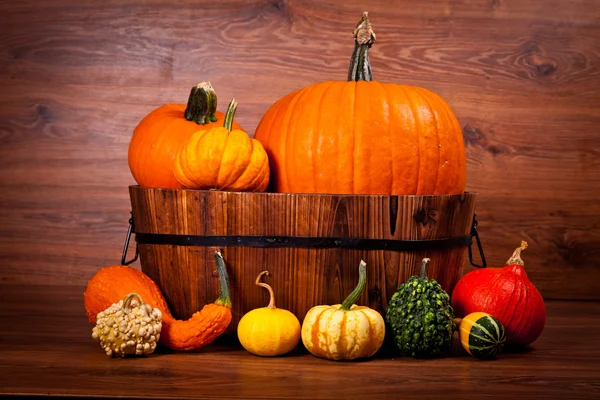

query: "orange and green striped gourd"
left=455, top=312, right=506, bottom=359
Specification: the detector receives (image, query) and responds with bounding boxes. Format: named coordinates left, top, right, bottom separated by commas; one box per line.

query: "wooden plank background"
left=1, top=0, right=599, bottom=300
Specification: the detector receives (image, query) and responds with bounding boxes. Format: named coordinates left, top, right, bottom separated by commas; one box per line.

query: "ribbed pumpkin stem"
left=348, top=12, right=376, bottom=82
left=506, top=241, right=528, bottom=266
left=223, top=99, right=237, bottom=131
left=340, top=260, right=367, bottom=311
left=214, top=251, right=232, bottom=308
left=184, top=82, right=218, bottom=124
left=420, top=258, right=430, bottom=279
left=255, top=271, right=276, bottom=309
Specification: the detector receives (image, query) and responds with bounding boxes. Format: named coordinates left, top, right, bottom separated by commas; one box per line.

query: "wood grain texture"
left=1, top=0, right=599, bottom=299
left=1, top=284, right=600, bottom=399
left=129, top=187, right=476, bottom=330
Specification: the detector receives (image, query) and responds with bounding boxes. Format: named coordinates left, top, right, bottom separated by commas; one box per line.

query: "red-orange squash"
left=84, top=251, right=232, bottom=351
left=128, top=82, right=242, bottom=189
left=451, top=242, right=546, bottom=347
left=254, top=12, right=466, bottom=195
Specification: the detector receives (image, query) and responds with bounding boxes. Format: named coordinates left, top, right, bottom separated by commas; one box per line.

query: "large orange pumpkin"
left=128, top=82, right=242, bottom=189
left=254, top=13, right=466, bottom=195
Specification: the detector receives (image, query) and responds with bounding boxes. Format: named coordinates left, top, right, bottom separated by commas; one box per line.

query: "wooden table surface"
left=1, top=284, right=599, bottom=400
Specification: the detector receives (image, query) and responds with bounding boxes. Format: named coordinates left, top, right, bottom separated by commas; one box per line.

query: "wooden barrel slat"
left=130, top=186, right=477, bottom=333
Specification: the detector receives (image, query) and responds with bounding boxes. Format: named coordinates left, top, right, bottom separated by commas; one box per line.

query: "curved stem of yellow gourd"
left=347, top=12, right=375, bottom=82
left=255, top=270, right=276, bottom=309
left=340, top=260, right=367, bottom=311
left=184, top=82, right=218, bottom=124
left=122, top=292, right=143, bottom=314
left=223, top=98, right=238, bottom=131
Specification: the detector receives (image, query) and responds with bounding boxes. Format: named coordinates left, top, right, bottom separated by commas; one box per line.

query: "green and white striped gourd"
left=455, top=312, right=506, bottom=359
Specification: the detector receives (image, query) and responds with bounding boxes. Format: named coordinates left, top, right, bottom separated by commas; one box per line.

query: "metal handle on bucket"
left=468, top=214, right=487, bottom=268
left=121, top=213, right=139, bottom=266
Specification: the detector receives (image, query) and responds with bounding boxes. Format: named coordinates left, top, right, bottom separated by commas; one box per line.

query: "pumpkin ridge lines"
left=213, top=128, right=230, bottom=189
left=227, top=134, right=259, bottom=191
left=415, top=88, right=441, bottom=194
left=358, top=309, right=374, bottom=357
left=399, top=85, right=420, bottom=194
left=349, top=311, right=360, bottom=358
left=325, top=308, right=337, bottom=357
left=306, top=85, right=318, bottom=194
left=142, top=116, right=182, bottom=188
left=487, top=315, right=501, bottom=340
left=181, top=131, right=203, bottom=187
left=381, top=83, right=394, bottom=194
left=130, top=107, right=167, bottom=187
left=351, top=81, right=358, bottom=194
left=312, top=82, right=337, bottom=193
left=471, top=320, right=496, bottom=341
left=263, top=93, right=296, bottom=192
left=515, top=279, right=534, bottom=342
left=468, top=344, right=497, bottom=351
left=339, top=310, right=348, bottom=356
left=282, top=86, right=311, bottom=193
left=333, top=82, right=352, bottom=194
left=310, top=307, right=329, bottom=357
left=467, top=329, right=495, bottom=343
left=218, top=131, right=246, bottom=189
left=234, top=140, right=262, bottom=191
left=509, top=273, right=526, bottom=340
left=497, top=274, right=518, bottom=331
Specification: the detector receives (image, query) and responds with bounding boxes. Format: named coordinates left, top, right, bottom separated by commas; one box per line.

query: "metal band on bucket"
left=121, top=213, right=486, bottom=268
left=134, top=233, right=473, bottom=251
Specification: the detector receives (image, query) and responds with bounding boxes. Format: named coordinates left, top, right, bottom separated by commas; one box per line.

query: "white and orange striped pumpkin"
left=301, top=261, right=385, bottom=361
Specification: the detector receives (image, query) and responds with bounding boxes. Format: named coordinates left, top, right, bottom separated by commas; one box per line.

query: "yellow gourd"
left=301, top=260, right=385, bottom=361
left=237, top=271, right=301, bottom=356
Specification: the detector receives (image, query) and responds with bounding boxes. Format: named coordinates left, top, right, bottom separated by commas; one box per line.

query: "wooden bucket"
left=127, top=186, right=478, bottom=333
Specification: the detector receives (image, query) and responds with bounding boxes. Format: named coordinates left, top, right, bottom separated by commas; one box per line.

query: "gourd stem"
left=223, top=98, right=237, bottom=131
left=340, top=260, right=367, bottom=311
left=506, top=241, right=528, bottom=266
left=255, top=271, right=276, bottom=309
left=184, top=82, right=218, bottom=124
left=122, top=292, right=143, bottom=314
left=347, top=12, right=376, bottom=82
left=214, top=251, right=232, bottom=308
left=420, top=258, right=430, bottom=279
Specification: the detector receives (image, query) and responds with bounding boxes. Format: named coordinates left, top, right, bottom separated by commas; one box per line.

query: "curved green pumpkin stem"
left=184, top=82, right=218, bottom=124
left=340, top=260, right=367, bottom=311
left=348, top=12, right=376, bottom=82
left=214, top=251, right=232, bottom=308
left=223, top=98, right=237, bottom=131
left=420, top=258, right=430, bottom=279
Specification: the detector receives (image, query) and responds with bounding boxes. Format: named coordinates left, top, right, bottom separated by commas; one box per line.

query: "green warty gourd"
left=385, top=258, right=455, bottom=357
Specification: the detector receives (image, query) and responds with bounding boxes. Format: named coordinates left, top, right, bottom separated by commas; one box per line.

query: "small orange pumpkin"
left=128, top=82, right=242, bottom=189
left=254, top=12, right=466, bottom=195
left=173, top=99, right=270, bottom=192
